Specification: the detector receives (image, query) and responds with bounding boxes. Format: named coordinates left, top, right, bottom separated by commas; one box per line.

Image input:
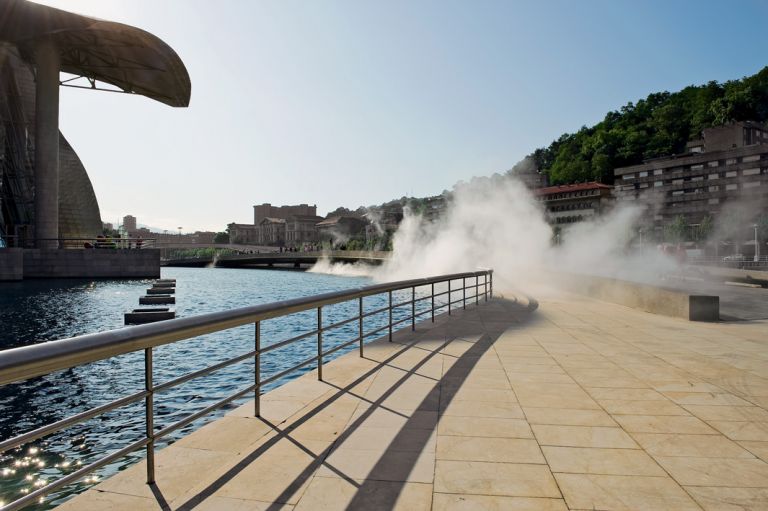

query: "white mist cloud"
left=311, top=173, right=679, bottom=294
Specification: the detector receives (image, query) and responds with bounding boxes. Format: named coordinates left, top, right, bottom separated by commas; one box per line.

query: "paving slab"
left=56, top=293, right=768, bottom=510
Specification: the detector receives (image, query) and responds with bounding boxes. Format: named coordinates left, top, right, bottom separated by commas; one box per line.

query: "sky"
left=31, top=0, right=768, bottom=233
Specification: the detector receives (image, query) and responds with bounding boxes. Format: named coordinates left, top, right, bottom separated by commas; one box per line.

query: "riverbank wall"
left=0, top=248, right=160, bottom=280
left=559, top=272, right=720, bottom=321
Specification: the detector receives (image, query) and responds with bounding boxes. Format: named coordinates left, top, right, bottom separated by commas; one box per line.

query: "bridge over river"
left=161, top=250, right=391, bottom=269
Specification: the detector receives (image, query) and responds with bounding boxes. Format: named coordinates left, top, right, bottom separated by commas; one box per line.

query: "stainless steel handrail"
left=0, top=271, right=487, bottom=385
left=0, top=269, right=493, bottom=511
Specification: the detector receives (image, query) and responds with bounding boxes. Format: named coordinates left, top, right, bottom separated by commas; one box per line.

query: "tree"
left=213, top=231, right=229, bottom=244
left=664, top=216, right=689, bottom=244
left=326, top=206, right=359, bottom=218
left=693, top=214, right=714, bottom=242
left=530, top=65, right=768, bottom=186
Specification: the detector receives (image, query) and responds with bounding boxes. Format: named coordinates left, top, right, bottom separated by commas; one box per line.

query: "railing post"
left=448, top=280, right=451, bottom=316
left=463, top=277, right=466, bottom=309
left=490, top=270, right=494, bottom=298
left=475, top=275, right=479, bottom=305
left=484, top=273, right=488, bottom=301
left=411, top=286, right=416, bottom=331
left=144, top=347, right=155, bottom=484
left=388, top=290, right=393, bottom=341
left=255, top=321, right=261, bottom=417
left=431, top=283, right=435, bottom=323
left=317, top=307, right=323, bottom=380
left=358, top=296, right=364, bottom=357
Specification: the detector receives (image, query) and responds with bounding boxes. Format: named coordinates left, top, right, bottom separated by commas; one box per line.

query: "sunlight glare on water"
left=0, top=267, right=431, bottom=509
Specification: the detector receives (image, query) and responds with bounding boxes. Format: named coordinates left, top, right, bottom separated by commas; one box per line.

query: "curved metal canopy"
left=0, top=0, right=190, bottom=107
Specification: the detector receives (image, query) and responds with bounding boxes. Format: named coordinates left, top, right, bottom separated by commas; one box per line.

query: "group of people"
left=278, top=244, right=320, bottom=253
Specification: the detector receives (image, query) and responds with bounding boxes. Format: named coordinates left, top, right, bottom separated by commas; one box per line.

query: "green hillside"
left=530, top=66, right=768, bottom=185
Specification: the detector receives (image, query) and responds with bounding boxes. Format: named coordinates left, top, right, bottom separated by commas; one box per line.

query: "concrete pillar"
left=34, top=39, right=61, bottom=249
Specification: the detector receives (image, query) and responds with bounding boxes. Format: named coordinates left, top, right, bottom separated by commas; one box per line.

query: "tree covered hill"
left=528, top=66, right=768, bottom=185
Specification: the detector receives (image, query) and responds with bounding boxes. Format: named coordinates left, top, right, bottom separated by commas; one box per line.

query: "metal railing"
left=687, top=257, right=768, bottom=269
left=0, top=236, right=156, bottom=250
left=0, top=269, right=493, bottom=511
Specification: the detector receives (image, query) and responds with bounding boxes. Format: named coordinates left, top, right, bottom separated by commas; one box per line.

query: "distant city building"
left=535, top=182, right=614, bottom=226
left=117, top=214, right=214, bottom=244
left=686, top=121, right=768, bottom=154
left=286, top=215, right=323, bottom=245
left=317, top=216, right=367, bottom=245
left=230, top=213, right=323, bottom=248
left=123, top=215, right=137, bottom=233
left=228, top=223, right=259, bottom=245
left=253, top=203, right=316, bottom=224
left=258, top=217, right=287, bottom=245
left=614, top=122, right=768, bottom=236
left=102, top=222, right=114, bottom=232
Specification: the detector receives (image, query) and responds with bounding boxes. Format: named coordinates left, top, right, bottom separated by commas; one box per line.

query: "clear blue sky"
left=34, top=0, right=768, bottom=232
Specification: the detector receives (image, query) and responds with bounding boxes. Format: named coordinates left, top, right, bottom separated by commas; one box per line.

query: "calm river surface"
left=0, top=267, right=428, bottom=509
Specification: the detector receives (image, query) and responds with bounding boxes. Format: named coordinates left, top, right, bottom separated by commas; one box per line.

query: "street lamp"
left=754, top=224, right=760, bottom=262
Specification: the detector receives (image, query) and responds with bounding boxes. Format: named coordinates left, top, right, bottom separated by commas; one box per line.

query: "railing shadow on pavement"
left=167, top=296, right=540, bottom=511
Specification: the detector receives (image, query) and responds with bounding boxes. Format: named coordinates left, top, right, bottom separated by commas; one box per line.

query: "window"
left=622, top=174, right=634, bottom=180
left=726, top=158, right=737, bottom=165
left=708, top=174, right=719, bottom=180
left=654, top=169, right=663, bottom=175
left=707, top=161, right=719, bottom=167
left=709, top=198, right=720, bottom=205
left=639, top=171, right=648, bottom=177
left=726, top=184, right=738, bottom=191
left=654, top=181, right=663, bottom=187
left=725, top=171, right=737, bottom=178
left=691, top=164, right=704, bottom=171
left=709, top=186, right=719, bottom=192
left=672, top=179, right=683, bottom=185
left=672, top=190, right=684, bottom=196
left=744, top=181, right=761, bottom=189
left=743, top=155, right=760, bottom=163
left=743, top=168, right=761, bottom=176
left=691, top=176, right=703, bottom=181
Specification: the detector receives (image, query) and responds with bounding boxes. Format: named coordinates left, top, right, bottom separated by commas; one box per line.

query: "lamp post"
left=754, top=224, right=760, bottom=262
left=638, top=228, right=644, bottom=254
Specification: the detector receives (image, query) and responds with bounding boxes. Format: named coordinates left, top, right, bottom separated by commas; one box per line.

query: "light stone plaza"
left=1, top=1, right=768, bottom=511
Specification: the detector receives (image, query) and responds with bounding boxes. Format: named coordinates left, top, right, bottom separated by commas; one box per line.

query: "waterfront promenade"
left=60, top=293, right=768, bottom=510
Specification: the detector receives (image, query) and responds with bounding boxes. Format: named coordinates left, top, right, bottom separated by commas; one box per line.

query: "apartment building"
left=614, top=122, right=768, bottom=235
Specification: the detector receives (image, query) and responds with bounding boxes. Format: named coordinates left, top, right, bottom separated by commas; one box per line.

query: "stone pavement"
left=59, top=293, right=768, bottom=510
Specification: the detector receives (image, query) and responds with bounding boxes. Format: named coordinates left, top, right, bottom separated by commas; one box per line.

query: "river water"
left=0, top=267, right=429, bottom=509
